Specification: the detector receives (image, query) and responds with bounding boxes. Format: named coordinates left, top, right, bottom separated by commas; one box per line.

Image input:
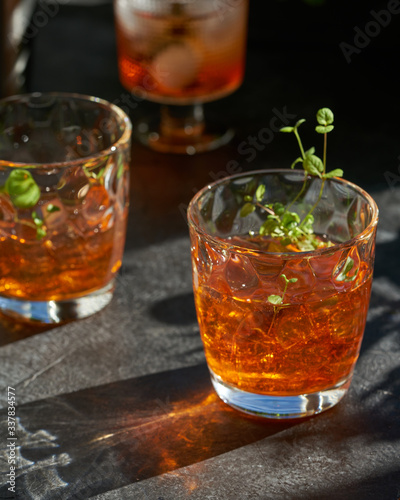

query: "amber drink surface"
left=191, top=234, right=373, bottom=396
left=0, top=169, right=129, bottom=301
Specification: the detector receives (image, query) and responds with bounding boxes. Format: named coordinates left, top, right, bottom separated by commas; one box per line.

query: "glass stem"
left=160, top=104, right=205, bottom=140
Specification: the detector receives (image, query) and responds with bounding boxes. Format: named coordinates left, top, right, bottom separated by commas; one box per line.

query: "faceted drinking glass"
left=0, top=93, right=132, bottom=323
left=188, top=170, right=378, bottom=419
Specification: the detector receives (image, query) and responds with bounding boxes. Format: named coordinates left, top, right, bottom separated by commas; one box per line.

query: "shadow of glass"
left=0, top=313, right=55, bottom=347
left=0, top=363, right=296, bottom=499
left=149, top=292, right=197, bottom=326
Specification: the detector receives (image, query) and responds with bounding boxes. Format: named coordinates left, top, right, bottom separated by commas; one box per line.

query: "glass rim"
left=187, top=168, right=379, bottom=258
left=0, top=91, right=132, bottom=170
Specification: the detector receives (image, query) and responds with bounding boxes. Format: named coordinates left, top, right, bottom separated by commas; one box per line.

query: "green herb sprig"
left=240, top=108, right=343, bottom=251
left=266, top=274, right=298, bottom=337
left=268, top=274, right=298, bottom=305
left=2, top=169, right=60, bottom=239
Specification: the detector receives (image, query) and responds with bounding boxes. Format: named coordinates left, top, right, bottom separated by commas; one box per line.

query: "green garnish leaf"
left=316, top=108, right=334, bottom=126
left=268, top=295, right=282, bottom=305
left=303, top=154, right=324, bottom=177
left=336, top=256, right=358, bottom=282
left=36, top=227, right=47, bottom=240
left=272, top=202, right=285, bottom=216
left=343, top=257, right=354, bottom=274
left=240, top=203, right=256, bottom=217
left=294, top=119, right=306, bottom=128
left=32, top=216, right=43, bottom=227
left=281, top=211, right=300, bottom=229
left=291, top=157, right=303, bottom=169
left=31, top=210, right=47, bottom=239
left=255, top=184, right=266, bottom=202
left=243, top=195, right=253, bottom=202
left=46, top=203, right=61, bottom=213
left=240, top=107, right=341, bottom=252
left=268, top=274, right=298, bottom=306
left=4, top=169, right=41, bottom=209
left=316, top=125, right=334, bottom=134
left=324, top=168, right=343, bottom=179
left=301, top=214, right=314, bottom=234
left=117, top=155, right=125, bottom=180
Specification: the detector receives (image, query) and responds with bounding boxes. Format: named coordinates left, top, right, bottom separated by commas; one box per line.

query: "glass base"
left=0, top=281, right=115, bottom=324
left=134, top=109, right=234, bottom=155
left=210, top=369, right=352, bottom=419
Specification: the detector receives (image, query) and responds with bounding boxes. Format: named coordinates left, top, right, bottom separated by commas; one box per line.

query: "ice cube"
left=233, top=309, right=275, bottom=375
left=332, top=246, right=361, bottom=292
left=151, top=42, right=202, bottom=90
left=280, top=258, right=316, bottom=301
left=275, top=305, right=313, bottom=349
left=251, top=254, right=284, bottom=283
left=0, top=195, right=21, bottom=240
left=57, top=166, right=90, bottom=211
left=0, top=194, right=16, bottom=223
left=225, top=253, right=260, bottom=294
left=81, top=184, right=114, bottom=230
left=42, top=200, right=68, bottom=234
left=114, top=0, right=143, bottom=33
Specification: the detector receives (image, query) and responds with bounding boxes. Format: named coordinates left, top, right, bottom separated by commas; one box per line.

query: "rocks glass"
left=188, top=170, right=378, bottom=418
left=0, top=93, right=132, bottom=323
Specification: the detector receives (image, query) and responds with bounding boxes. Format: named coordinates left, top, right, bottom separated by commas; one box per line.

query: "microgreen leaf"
left=316, top=125, right=334, bottom=134
left=117, top=155, right=125, bottom=180
left=294, top=119, right=306, bottom=128
left=324, top=168, right=343, bottom=179
left=316, top=108, right=334, bottom=126
left=36, top=227, right=47, bottom=239
left=31, top=211, right=47, bottom=239
left=281, top=211, right=300, bottom=230
left=303, top=154, right=323, bottom=177
left=255, top=184, right=266, bottom=202
left=268, top=295, right=282, bottom=305
left=4, top=169, right=41, bottom=209
left=46, top=203, right=61, bottom=213
left=240, top=203, right=256, bottom=217
left=301, top=214, right=314, bottom=234
left=272, top=202, right=285, bottom=216
left=336, top=256, right=358, bottom=282
left=280, top=126, right=294, bottom=133
left=268, top=274, right=298, bottom=306
left=291, top=157, right=303, bottom=169
left=32, top=212, right=43, bottom=227
left=240, top=107, right=341, bottom=252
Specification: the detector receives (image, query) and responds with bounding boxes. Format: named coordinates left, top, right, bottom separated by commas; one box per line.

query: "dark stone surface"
left=1, top=1, right=400, bottom=499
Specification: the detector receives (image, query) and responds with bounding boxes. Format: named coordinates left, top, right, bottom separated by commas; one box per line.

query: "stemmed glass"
left=114, top=0, right=249, bottom=154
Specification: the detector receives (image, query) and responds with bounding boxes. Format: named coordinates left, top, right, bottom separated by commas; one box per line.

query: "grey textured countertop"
left=1, top=186, right=400, bottom=499
left=1, top=1, right=400, bottom=499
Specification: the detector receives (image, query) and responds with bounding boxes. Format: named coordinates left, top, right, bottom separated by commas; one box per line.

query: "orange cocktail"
left=113, top=0, right=248, bottom=154
left=0, top=93, right=131, bottom=323
left=114, top=0, right=248, bottom=104
left=188, top=170, right=378, bottom=418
